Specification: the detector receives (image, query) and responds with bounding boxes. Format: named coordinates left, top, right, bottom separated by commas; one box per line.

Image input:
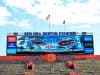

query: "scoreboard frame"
left=6, top=32, right=94, bottom=55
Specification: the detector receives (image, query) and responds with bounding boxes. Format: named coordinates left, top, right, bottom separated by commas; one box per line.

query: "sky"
left=0, top=0, right=100, bottom=55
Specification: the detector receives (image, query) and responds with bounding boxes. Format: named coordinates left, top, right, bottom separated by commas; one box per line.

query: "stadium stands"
left=0, top=55, right=100, bottom=75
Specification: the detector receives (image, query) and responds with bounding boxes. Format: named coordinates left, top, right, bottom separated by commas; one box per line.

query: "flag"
left=63, top=20, right=65, bottom=24
left=46, top=14, right=50, bottom=21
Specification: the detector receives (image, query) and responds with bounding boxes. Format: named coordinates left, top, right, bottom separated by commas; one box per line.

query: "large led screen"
left=7, top=32, right=94, bottom=55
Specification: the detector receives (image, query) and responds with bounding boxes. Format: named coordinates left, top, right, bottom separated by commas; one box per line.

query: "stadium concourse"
left=0, top=54, right=100, bottom=75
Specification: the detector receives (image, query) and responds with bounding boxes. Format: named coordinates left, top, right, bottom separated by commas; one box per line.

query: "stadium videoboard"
left=6, top=32, right=94, bottom=55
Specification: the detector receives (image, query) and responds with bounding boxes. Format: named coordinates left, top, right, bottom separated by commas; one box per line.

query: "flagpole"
left=49, top=14, right=50, bottom=32
left=63, top=20, right=65, bottom=32
left=46, top=14, right=51, bottom=32
left=34, top=23, right=36, bottom=32
left=49, top=16, right=50, bottom=32
left=64, top=23, right=65, bottom=32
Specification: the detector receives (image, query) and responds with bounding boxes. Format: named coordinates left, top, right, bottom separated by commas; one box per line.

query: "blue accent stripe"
left=7, top=42, right=17, bottom=48
left=7, top=48, right=16, bottom=54
left=85, top=48, right=93, bottom=54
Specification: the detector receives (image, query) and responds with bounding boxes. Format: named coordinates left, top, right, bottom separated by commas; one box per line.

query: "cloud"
left=3, top=0, right=32, bottom=8
left=0, top=17, right=7, bottom=26
left=0, top=5, right=31, bottom=28
left=0, top=17, right=14, bottom=26
left=0, top=17, right=31, bottom=29
left=0, top=6, right=12, bottom=26
left=71, top=24, right=91, bottom=29
left=0, top=6, right=11, bottom=16
left=3, top=0, right=100, bottom=26
left=17, top=20, right=31, bottom=28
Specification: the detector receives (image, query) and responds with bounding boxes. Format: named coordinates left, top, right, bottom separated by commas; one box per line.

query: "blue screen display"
left=84, top=35, right=93, bottom=41
left=7, top=48, right=16, bottom=54
left=7, top=32, right=94, bottom=54
left=17, top=34, right=84, bottom=52
left=7, top=42, right=17, bottom=48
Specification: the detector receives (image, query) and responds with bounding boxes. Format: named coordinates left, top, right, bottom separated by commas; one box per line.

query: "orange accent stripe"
left=94, top=55, right=100, bottom=59
left=0, top=56, right=26, bottom=60
left=0, top=55, right=100, bottom=61
left=74, top=55, right=100, bottom=60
